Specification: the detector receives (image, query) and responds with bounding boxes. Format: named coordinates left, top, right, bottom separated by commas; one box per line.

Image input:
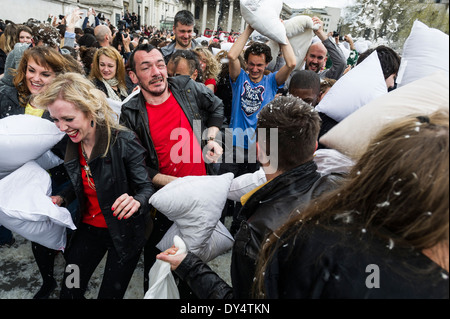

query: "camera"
left=59, top=15, right=65, bottom=20
left=332, top=31, right=339, bottom=38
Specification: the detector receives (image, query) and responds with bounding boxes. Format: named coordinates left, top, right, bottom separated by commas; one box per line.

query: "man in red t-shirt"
left=120, top=43, right=225, bottom=293
left=122, top=45, right=224, bottom=187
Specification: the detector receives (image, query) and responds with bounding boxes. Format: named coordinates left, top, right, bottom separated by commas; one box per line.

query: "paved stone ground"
left=0, top=218, right=232, bottom=299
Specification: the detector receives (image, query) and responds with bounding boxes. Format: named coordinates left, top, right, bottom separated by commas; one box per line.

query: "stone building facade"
left=3, top=0, right=294, bottom=35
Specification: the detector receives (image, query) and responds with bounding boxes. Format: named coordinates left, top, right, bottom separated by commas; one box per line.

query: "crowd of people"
left=0, top=7, right=448, bottom=300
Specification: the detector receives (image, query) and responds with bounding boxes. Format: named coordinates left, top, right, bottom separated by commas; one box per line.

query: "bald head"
left=94, top=25, right=112, bottom=47
left=304, top=42, right=328, bottom=73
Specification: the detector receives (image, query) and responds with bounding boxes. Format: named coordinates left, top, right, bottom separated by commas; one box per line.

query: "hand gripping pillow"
left=156, top=221, right=233, bottom=263
left=397, top=20, right=449, bottom=88
left=150, top=173, right=235, bottom=262
left=267, top=15, right=315, bottom=71
left=240, top=0, right=287, bottom=44
left=144, top=235, right=186, bottom=299
left=0, top=161, right=76, bottom=250
left=319, top=71, right=449, bottom=159
left=0, top=114, right=65, bottom=179
left=316, top=50, right=388, bottom=122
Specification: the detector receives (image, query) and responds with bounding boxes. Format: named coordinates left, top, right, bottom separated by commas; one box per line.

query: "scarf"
left=101, top=78, right=128, bottom=102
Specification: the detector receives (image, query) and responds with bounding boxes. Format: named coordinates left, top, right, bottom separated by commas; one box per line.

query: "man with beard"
left=161, top=10, right=199, bottom=64
left=304, top=16, right=347, bottom=80
left=119, top=43, right=224, bottom=295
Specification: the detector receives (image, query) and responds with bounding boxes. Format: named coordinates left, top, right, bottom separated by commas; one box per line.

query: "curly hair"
left=244, top=42, right=273, bottom=64
left=193, top=46, right=221, bottom=82
left=31, top=23, right=60, bottom=49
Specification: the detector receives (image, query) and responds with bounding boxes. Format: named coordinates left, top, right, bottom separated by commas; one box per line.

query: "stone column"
left=191, top=0, right=195, bottom=17
left=227, top=0, right=234, bottom=32
left=213, top=0, right=220, bottom=32
left=240, top=16, right=246, bottom=33
left=202, top=0, right=208, bottom=34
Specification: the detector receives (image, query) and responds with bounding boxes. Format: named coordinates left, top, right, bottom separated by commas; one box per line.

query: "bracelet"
left=207, top=136, right=215, bottom=142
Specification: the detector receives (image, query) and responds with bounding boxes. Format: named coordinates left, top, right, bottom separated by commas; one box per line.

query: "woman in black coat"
left=33, top=72, right=154, bottom=299
left=0, top=46, right=81, bottom=299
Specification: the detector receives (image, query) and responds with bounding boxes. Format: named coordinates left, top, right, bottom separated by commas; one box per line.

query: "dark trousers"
left=32, top=242, right=58, bottom=284
left=32, top=180, right=78, bottom=292
left=60, top=223, right=141, bottom=299
left=0, top=225, right=13, bottom=245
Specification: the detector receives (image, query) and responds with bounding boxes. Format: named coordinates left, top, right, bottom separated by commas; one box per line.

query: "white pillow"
left=319, top=71, right=449, bottom=159
left=316, top=50, right=388, bottom=122
left=220, top=42, right=234, bottom=52
left=0, top=161, right=76, bottom=251
left=145, top=235, right=186, bottom=299
left=354, top=39, right=370, bottom=54
left=150, top=173, right=235, bottom=262
left=0, top=114, right=65, bottom=179
left=227, top=150, right=354, bottom=203
left=240, top=0, right=287, bottom=44
left=338, top=42, right=351, bottom=61
left=313, top=149, right=355, bottom=175
left=397, top=20, right=449, bottom=88
left=228, top=167, right=266, bottom=202
left=35, top=150, right=64, bottom=171
left=267, top=15, right=314, bottom=71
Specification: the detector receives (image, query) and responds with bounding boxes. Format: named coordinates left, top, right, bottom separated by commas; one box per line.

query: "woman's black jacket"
left=61, top=124, right=154, bottom=263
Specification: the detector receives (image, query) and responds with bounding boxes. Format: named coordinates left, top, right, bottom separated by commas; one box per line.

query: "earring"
left=91, top=120, right=94, bottom=127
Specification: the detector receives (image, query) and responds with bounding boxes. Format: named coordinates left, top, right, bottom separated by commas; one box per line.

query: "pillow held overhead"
left=240, top=0, right=287, bottom=44
left=267, top=15, right=314, bottom=71
left=319, top=71, right=449, bottom=159
left=397, top=20, right=449, bottom=88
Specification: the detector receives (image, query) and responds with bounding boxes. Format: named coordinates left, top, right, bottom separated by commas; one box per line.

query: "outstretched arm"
left=275, top=36, right=296, bottom=86
left=228, top=25, right=254, bottom=82
left=312, top=16, right=347, bottom=80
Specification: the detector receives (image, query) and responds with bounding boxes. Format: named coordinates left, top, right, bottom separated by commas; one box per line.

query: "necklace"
left=81, top=142, right=96, bottom=191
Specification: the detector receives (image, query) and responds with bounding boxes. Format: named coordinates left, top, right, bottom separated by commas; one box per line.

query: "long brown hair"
left=254, top=110, right=449, bottom=297
left=0, top=23, right=18, bottom=54
left=13, top=46, right=69, bottom=107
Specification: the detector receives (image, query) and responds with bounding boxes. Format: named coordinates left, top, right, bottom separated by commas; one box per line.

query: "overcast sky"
left=284, top=0, right=355, bottom=9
